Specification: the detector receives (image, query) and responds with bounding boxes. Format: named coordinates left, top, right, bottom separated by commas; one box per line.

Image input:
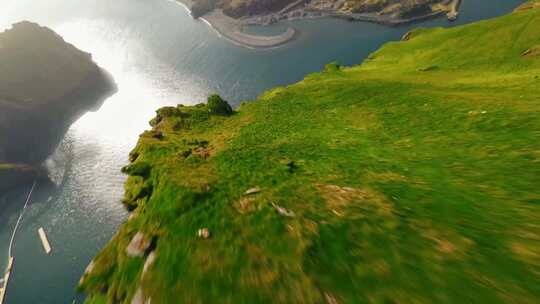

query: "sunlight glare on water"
left=55, top=19, right=209, bottom=141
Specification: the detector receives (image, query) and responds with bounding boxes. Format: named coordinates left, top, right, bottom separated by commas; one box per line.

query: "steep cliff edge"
left=0, top=21, right=116, bottom=192
left=82, top=4, right=539, bottom=304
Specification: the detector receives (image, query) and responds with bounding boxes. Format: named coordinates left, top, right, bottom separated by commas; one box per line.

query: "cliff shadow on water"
left=0, top=21, right=117, bottom=193
left=0, top=69, right=116, bottom=164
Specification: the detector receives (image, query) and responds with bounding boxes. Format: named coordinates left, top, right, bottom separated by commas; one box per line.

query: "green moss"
left=83, top=7, right=540, bottom=304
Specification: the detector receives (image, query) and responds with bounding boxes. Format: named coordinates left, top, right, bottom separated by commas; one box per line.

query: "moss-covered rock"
left=324, top=61, right=342, bottom=72
left=207, top=94, right=234, bottom=116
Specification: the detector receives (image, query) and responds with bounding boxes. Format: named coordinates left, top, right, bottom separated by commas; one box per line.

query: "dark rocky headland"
left=0, top=21, right=116, bottom=192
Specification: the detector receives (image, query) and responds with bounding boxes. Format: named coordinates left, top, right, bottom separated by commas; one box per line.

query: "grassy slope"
left=82, top=5, right=540, bottom=304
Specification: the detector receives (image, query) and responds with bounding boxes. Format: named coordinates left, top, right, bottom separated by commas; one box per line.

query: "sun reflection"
left=53, top=19, right=210, bottom=145
left=41, top=17, right=213, bottom=210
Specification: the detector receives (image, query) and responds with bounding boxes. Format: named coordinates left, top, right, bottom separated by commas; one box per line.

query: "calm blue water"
left=0, top=0, right=525, bottom=302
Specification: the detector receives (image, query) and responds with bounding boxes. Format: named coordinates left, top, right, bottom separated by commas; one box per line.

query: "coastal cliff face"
left=188, top=0, right=455, bottom=23
left=0, top=21, right=116, bottom=191
left=81, top=4, right=540, bottom=304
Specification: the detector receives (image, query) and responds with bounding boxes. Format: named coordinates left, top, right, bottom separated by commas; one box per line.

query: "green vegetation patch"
left=82, top=6, right=540, bottom=304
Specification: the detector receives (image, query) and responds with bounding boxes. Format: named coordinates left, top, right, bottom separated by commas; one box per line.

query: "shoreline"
left=174, top=0, right=463, bottom=49
left=173, top=0, right=296, bottom=49
left=203, top=10, right=296, bottom=49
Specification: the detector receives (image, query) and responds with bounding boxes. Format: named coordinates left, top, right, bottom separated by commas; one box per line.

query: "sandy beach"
left=203, top=10, right=296, bottom=49
left=174, top=0, right=296, bottom=49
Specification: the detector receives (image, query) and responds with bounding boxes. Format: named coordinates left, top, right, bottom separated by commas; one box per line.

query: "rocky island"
left=81, top=2, right=539, bottom=303
left=0, top=22, right=116, bottom=192
left=178, top=0, right=462, bottom=48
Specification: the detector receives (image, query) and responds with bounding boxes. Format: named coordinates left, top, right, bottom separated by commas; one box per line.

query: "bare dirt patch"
left=316, top=184, right=394, bottom=217
left=522, top=46, right=540, bottom=58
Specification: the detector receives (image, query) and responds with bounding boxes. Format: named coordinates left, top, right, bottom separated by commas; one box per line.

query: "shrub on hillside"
left=207, top=94, right=233, bottom=116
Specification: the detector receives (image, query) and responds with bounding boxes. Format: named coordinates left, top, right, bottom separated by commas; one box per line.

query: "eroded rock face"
left=0, top=21, right=116, bottom=191
left=126, top=232, right=152, bottom=257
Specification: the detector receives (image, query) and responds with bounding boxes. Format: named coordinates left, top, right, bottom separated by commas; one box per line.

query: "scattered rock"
left=78, top=260, right=96, bottom=286
left=142, top=252, right=157, bottom=277
left=131, top=287, right=144, bottom=304
left=514, top=1, right=540, bottom=13
left=468, top=110, right=487, bottom=116
left=417, top=65, right=438, bottom=72
left=192, top=147, right=211, bottom=159
left=244, top=187, right=261, bottom=195
left=271, top=202, right=296, bottom=217
left=325, top=292, right=339, bottom=304
left=401, top=30, right=413, bottom=41
left=84, top=260, right=95, bottom=276
left=128, top=212, right=138, bottom=221
left=235, top=197, right=256, bottom=214
left=152, top=131, right=164, bottom=140
left=129, top=151, right=140, bottom=162
left=126, top=232, right=151, bottom=257
left=197, top=228, right=211, bottom=239
left=521, top=46, right=540, bottom=58
left=317, top=184, right=394, bottom=217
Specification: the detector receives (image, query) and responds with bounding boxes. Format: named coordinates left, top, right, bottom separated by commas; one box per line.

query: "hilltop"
left=82, top=2, right=539, bottom=303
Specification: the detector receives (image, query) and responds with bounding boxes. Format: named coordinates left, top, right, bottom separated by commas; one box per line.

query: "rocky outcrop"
left=126, top=232, right=152, bottom=257
left=522, top=45, right=540, bottom=58
left=0, top=21, right=116, bottom=192
left=514, top=0, right=540, bottom=13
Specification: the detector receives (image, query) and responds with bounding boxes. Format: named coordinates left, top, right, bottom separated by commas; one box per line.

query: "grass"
left=81, top=4, right=540, bottom=304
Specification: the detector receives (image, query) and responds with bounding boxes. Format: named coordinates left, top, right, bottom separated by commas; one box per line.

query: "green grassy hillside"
left=81, top=4, right=540, bottom=303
